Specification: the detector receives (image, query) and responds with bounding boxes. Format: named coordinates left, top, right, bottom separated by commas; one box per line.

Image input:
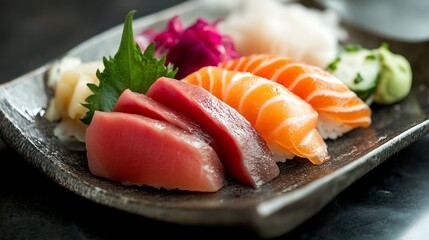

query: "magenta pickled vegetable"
left=135, top=16, right=239, bottom=78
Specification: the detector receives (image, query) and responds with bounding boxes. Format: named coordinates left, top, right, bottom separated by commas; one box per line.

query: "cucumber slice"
left=326, top=45, right=380, bottom=101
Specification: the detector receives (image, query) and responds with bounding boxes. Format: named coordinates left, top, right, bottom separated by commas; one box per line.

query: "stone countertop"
left=1, top=1, right=429, bottom=239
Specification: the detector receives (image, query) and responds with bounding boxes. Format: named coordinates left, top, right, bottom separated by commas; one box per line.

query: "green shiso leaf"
left=81, top=10, right=178, bottom=125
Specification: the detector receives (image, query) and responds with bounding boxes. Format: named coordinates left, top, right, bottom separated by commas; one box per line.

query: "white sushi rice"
left=218, top=0, right=347, bottom=68
left=316, top=112, right=353, bottom=140
left=266, top=141, right=296, bottom=162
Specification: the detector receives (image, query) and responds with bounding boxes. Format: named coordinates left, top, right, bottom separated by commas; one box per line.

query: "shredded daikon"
left=218, top=0, right=347, bottom=68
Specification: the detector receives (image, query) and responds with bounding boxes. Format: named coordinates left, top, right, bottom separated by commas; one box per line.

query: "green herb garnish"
left=380, top=42, right=390, bottom=50
left=344, top=44, right=363, bottom=53
left=353, top=73, right=364, bottom=84
left=326, top=56, right=341, bottom=72
left=365, top=54, right=376, bottom=60
left=82, top=10, right=178, bottom=125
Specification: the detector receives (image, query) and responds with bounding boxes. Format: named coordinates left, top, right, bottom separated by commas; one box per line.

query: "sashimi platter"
left=1, top=0, right=429, bottom=238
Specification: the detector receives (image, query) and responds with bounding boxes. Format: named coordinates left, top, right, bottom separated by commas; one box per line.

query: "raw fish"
left=113, top=89, right=217, bottom=152
left=183, top=66, right=329, bottom=164
left=220, top=54, right=372, bottom=140
left=146, top=77, right=279, bottom=188
left=85, top=111, right=226, bottom=192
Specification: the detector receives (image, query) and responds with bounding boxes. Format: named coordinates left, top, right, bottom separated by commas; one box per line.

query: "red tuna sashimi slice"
left=146, top=77, right=279, bottom=188
left=85, top=111, right=226, bottom=192
left=113, top=89, right=218, bottom=152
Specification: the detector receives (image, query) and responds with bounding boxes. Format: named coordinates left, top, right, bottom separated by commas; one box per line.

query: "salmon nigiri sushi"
left=182, top=66, right=329, bottom=164
left=219, top=54, right=372, bottom=140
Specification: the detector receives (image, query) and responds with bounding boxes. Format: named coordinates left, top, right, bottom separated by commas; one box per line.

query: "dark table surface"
left=1, top=1, right=429, bottom=239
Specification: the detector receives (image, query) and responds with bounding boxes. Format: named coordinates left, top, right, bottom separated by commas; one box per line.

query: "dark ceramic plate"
left=1, top=0, right=429, bottom=238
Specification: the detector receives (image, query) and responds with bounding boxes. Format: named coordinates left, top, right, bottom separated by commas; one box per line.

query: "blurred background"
left=0, top=0, right=185, bottom=84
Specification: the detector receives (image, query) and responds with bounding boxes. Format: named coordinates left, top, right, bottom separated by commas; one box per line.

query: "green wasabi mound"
left=326, top=43, right=412, bottom=105
left=373, top=45, right=412, bottom=105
